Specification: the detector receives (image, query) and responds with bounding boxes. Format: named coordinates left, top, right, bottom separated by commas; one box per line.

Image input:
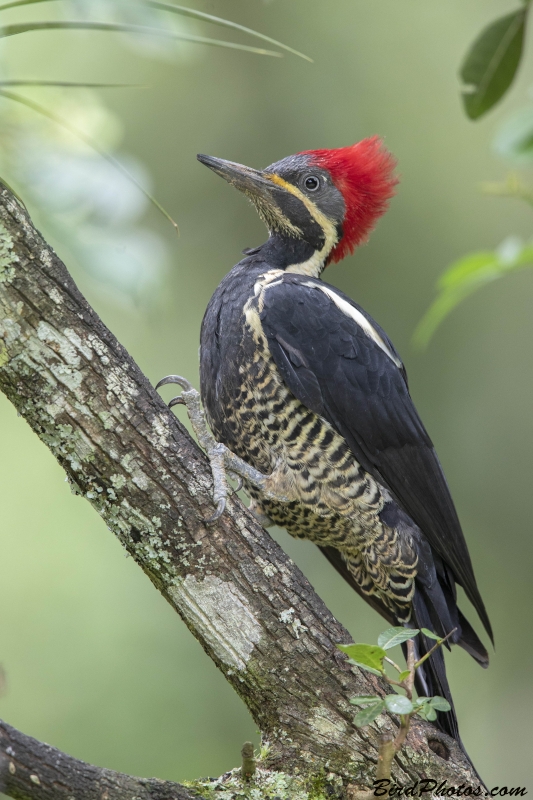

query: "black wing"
left=259, top=273, right=492, bottom=642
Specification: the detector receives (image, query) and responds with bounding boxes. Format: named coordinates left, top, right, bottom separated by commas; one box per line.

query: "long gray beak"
left=197, top=154, right=277, bottom=198
left=197, top=154, right=303, bottom=238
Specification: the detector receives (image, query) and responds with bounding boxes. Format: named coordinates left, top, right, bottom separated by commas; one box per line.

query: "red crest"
left=300, top=137, right=398, bottom=264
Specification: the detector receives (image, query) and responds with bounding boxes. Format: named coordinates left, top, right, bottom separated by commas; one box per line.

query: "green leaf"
left=413, top=237, right=533, bottom=348
left=422, top=706, right=438, bottom=722
left=429, top=696, right=451, bottom=712
left=377, top=627, right=419, bottom=650
left=349, top=695, right=382, bottom=706
left=398, top=670, right=411, bottom=682
left=420, top=628, right=441, bottom=641
left=415, top=696, right=450, bottom=720
left=0, top=21, right=283, bottom=56
left=384, top=694, right=413, bottom=715
left=353, top=700, right=385, bottom=727
left=348, top=660, right=383, bottom=677
left=337, top=643, right=386, bottom=672
left=460, top=8, right=527, bottom=120
left=147, top=1, right=312, bottom=61
left=414, top=697, right=431, bottom=706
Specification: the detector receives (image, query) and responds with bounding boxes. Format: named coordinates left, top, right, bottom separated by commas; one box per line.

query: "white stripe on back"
left=304, top=282, right=403, bottom=368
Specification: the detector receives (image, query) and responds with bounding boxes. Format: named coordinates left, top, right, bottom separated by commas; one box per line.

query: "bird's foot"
left=156, top=375, right=271, bottom=523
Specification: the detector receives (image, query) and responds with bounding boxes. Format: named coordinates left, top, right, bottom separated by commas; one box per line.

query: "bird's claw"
left=156, top=373, right=270, bottom=525
left=204, top=498, right=226, bottom=525
left=155, top=374, right=195, bottom=393
left=156, top=375, right=192, bottom=410
left=228, top=471, right=244, bottom=493
left=156, top=374, right=230, bottom=523
left=169, top=395, right=186, bottom=408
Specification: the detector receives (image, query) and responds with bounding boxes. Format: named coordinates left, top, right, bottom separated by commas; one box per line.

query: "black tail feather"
left=409, top=580, right=487, bottom=785
left=408, top=588, right=459, bottom=740
left=457, top=609, right=489, bottom=667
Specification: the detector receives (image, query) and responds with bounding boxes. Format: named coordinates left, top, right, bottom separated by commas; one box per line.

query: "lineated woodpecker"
left=157, top=138, right=492, bottom=753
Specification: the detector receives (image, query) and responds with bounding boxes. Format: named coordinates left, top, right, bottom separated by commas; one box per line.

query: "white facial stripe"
left=266, top=173, right=338, bottom=278
left=304, top=282, right=402, bottom=368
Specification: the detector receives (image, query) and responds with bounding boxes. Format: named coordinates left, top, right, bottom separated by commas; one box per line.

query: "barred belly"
left=208, top=333, right=418, bottom=620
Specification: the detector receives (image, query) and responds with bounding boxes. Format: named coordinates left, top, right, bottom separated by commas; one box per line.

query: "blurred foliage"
left=414, top=234, right=533, bottom=348
left=0, top=87, right=171, bottom=304
left=415, top=127, right=533, bottom=346
left=0, top=0, right=305, bottom=305
left=418, top=1, right=533, bottom=346
left=1, top=0, right=533, bottom=789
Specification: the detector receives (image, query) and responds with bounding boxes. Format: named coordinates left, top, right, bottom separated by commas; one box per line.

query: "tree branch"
left=0, top=719, right=203, bottom=800
left=0, top=185, right=481, bottom=792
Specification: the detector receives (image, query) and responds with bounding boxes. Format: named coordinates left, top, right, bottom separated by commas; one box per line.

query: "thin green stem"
left=414, top=628, right=457, bottom=670
left=0, top=0, right=312, bottom=61
left=383, top=676, right=403, bottom=689
left=0, top=21, right=282, bottom=57
left=383, top=656, right=402, bottom=673
left=147, top=0, right=312, bottom=61
left=482, top=173, right=533, bottom=208
left=404, top=638, right=416, bottom=700
left=0, top=0, right=50, bottom=10
left=375, top=734, right=396, bottom=781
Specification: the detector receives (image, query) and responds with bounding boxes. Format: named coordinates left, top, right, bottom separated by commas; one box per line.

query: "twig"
left=376, top=734, right=396, bottom=780
left=241, top=742, right=256, bottom=780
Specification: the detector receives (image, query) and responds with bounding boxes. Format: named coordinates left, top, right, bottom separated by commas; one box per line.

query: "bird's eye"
left=304, top=175, right=320, bottom=192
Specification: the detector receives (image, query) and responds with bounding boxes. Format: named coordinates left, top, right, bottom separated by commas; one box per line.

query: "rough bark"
left=0, top=720, right=202, bottom=800
left=0, top=185, right=481, bottom=796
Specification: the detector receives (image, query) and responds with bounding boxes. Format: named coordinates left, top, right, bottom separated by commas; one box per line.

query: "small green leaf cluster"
left=338, top=626, right=451, bottom=728
left=337, top=626, right=439, bottom=677
left=412, top=695, right=451, bottom=722
left=349, top=694, right=410, bottom=727
left=349, top=694, right=450, bottom=727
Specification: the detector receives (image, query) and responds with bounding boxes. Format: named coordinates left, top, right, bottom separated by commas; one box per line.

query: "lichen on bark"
left=185, top=765, right=345, bottom=800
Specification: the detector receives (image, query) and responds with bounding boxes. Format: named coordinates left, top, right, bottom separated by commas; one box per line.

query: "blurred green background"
left=0, top=0, right=532, bottom=788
